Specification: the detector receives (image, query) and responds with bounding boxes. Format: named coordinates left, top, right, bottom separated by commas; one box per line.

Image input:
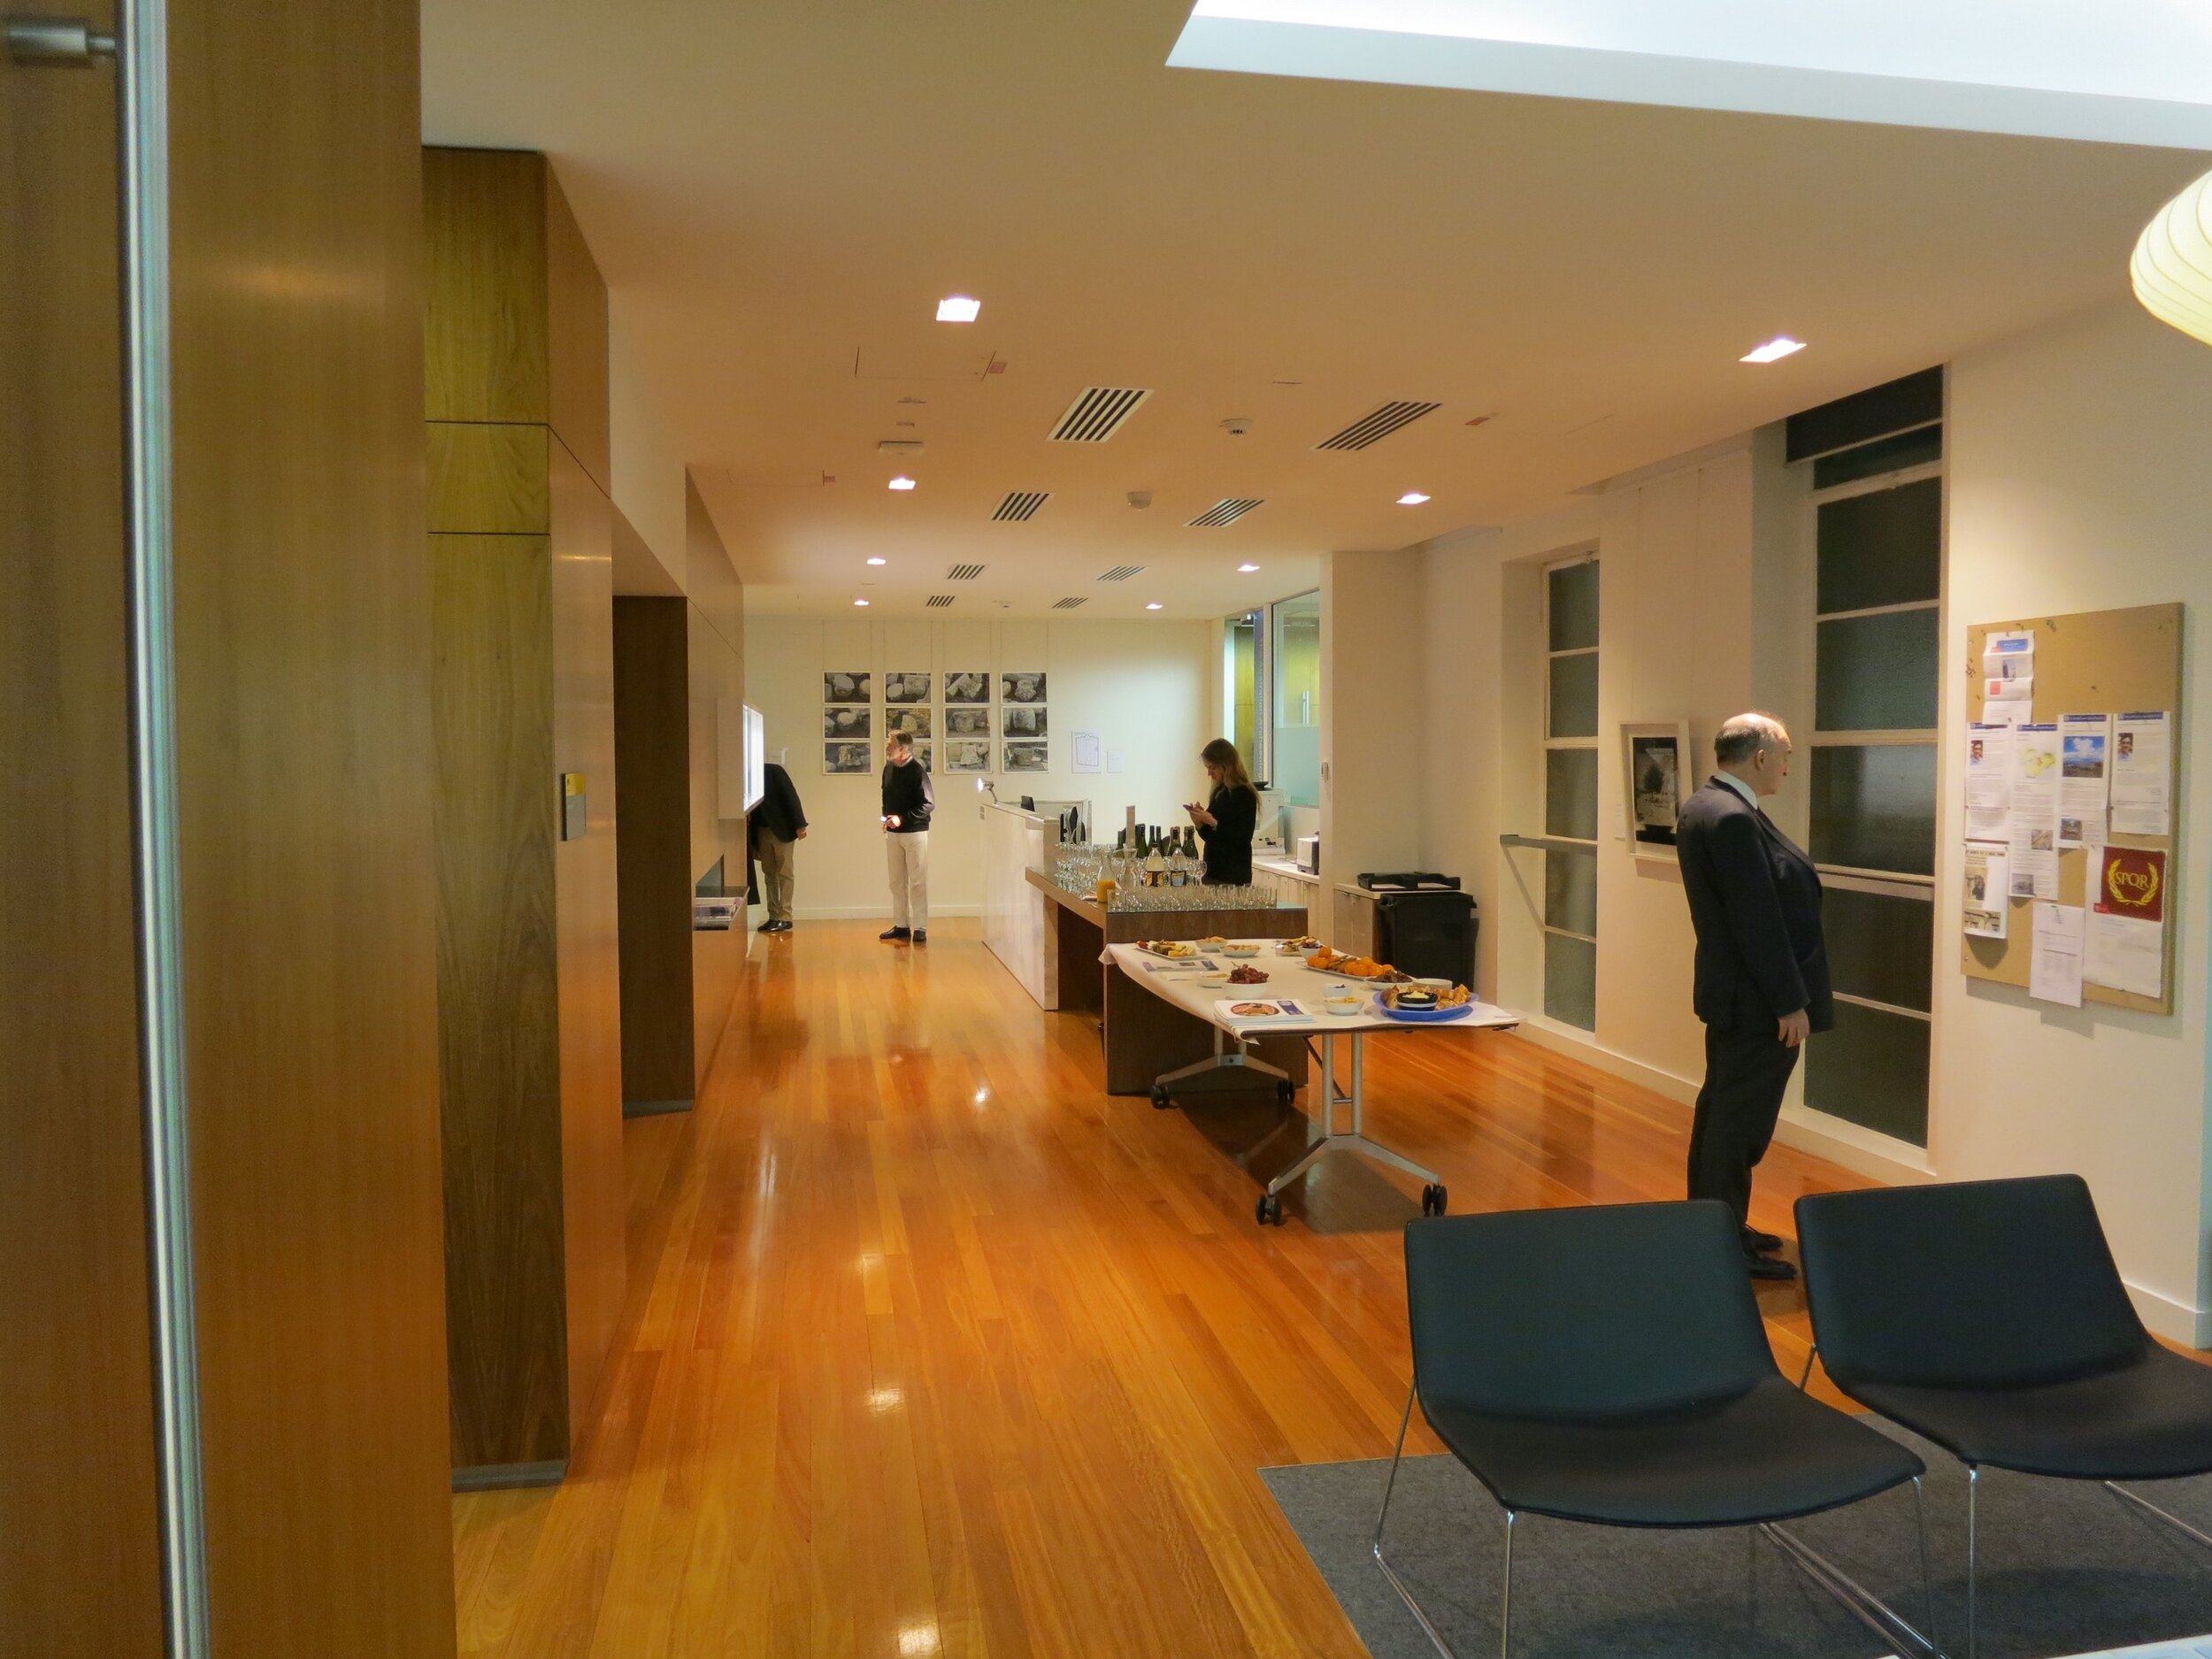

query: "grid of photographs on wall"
left=825, top=668, right=872, bottom=773
left=1001, top=672, right=1045, bottom=771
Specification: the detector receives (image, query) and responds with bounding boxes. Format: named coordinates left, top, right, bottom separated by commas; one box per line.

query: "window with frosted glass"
left=1800, top=382, right=1942, bottom=1148
left=1543, top=557, right=1599, bottom=1031
left=1271, top=593, right=1320, bottom=807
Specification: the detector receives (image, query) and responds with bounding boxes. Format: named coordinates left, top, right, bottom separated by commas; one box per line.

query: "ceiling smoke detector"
left=1126, top=489, right=1152, bottom=510
left=1219, top=416, right=1254, bottom=437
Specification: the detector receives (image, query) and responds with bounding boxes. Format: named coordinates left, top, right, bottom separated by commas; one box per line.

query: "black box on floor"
left=1374, top=890, right=1478, bottom=987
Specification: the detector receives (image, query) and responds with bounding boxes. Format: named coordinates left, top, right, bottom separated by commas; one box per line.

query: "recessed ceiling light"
left=854, top=597, right=870, bottom=607
left=1146, top=602, right=1164, bottom=611
left=888, top=476, right=917, bottom=491
left=1237, top=562, right=1260, bottom=572
left=1397, top=491, right=1431, bottom=505
left=935, top=296, right=981, bottom=323
left=866, top=557, right=887, bottom=565
left=1740, top=335, right=1807, bottom=364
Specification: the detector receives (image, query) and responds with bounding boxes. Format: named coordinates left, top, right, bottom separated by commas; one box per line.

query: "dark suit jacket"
left=1676, top=776, right=1833, bottom=1034
left=1197, top=783, right=1256, bottom=885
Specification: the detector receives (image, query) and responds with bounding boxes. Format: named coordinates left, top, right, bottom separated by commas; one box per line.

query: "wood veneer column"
left=425, top=146, right=625, bottom=1482
left=614, top=595, right=699, bottom=1110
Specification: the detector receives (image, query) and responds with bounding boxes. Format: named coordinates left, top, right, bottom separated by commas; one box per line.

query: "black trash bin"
left=1374, top=890, right=1479, bottom=987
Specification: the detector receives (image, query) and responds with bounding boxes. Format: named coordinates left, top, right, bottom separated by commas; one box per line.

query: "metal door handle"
left=6, top=13, right=118, bottom=62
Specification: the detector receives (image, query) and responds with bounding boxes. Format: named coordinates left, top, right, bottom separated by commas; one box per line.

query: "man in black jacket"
left=879, top=731, right=933, bottom=945
left=748, top=762, right=807, bottom=934
left=1676, top=712, right=1832, bottom=1280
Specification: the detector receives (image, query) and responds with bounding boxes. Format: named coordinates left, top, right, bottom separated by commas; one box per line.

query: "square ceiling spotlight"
left=936, top=296, right=981, bottom=322
left=1740, top=336, right=1807, bottom=363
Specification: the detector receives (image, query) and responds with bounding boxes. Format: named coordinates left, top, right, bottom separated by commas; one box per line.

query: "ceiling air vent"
left=1051, top=597, right=1088, bottom=610
left=946, top=563, right=987, bottom=580
left=925, top=595, right=956, bottom=609
left=1096, top=564, right=1144, bottom=582
left=1049, top=386, right=1152, bottom=443
left=1314, top=399, right=1443, bottom=451
left=992, top=491, right=1051, bottom=522
left=1187, top=498, right=1263, bottom=527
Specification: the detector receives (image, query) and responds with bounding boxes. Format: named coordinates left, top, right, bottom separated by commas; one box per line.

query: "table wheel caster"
left=1420, top=1183, right=1448, bottom=1217
left=1256, top=1193, right=1283, bottom=1226
left=1149, top=1084, right=1172, bottom=1110
left=1276, top=1078, right=1296, bottom=1104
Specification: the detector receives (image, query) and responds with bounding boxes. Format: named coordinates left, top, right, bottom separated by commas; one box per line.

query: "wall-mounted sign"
left=561, top=772, right=587, bottom=841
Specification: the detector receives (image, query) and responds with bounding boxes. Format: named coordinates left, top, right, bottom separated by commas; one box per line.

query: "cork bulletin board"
left=1962, top=602, right=2182, bottom=1015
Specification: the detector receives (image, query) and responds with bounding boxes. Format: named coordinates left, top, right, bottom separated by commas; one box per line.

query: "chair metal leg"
left=1912, top=1474, right=1939, bottom=1652
left=1966, top=1464, right=1979, bottom=1659
left=1500, top=1509, right=1516, bottom=1659
left=1758, top=1479, right=1940, bottom=1658
left=1371, top=1383, right=1465, bottom=1659
left=2105, top=1478, right=2212, bottom=1554
left=1797, top=1344, right=1818, bottom=1391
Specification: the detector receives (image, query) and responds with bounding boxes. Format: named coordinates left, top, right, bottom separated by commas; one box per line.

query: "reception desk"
left=1009, top=864, right=1311, bottom=1094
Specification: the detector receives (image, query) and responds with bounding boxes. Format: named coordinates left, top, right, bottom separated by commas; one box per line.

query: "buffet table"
left=1105, top=941, right=1517, bottom=1225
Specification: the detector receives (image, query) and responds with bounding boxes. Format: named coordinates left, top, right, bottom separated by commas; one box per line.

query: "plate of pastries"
left=1374, top=983, right=1476, bottom=1022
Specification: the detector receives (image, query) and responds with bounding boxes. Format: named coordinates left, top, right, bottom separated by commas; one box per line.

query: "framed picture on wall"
left=1003, top=741, right=1048, bottom=773
left=944, top=671, right=990, bottom=705
left=824, top=671, right=872, bottom=704
left=1621, top=720, right=1691, bottom=856
left=1002, top=704, right=1047, bottom=738
left=885, top=672, right=931, bottom=704
left=824, top=706, right=872, bottom=740
left=887, top=708, right=932, bottom=740
left=946, top=706, right=991, bottom=737
left=1001, top=672, right=1047, bottom=705
left=911, top=741, right=933, bottom=773
left=825, top=741, right=872, bottom=775
left=945, top=739, right=991, bottom=773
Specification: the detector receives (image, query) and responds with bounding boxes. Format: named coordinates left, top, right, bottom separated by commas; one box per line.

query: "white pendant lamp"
left=2132, top=166, right=2212, bottom=346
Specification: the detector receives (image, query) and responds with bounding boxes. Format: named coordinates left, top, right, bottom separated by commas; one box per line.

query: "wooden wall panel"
left=167, top=0, right=458, bottom=1651
left=544, top=169, right=611, bottom=495
left=431, top=534, right=566, bottom=1471
left=549, top=440, right=626, bottom=1426
left=423, top=148, right=547, bottom=427
left=0, top=12, right=168, bottom=1652
left=614, top=596, right=699, bottom=1108
left=429, top=422, right=549, bottom=535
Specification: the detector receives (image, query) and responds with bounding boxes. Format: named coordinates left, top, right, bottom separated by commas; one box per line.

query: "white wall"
left=741, top=615, right=1219, bottom=918
left=1940, top=300, right=2212, bottom=1340
left=1411, top=299, right=2212, bottom=1340
left=608, top=299, right=688, bottom=593
left=1322, top=549, right=1429, bottom=895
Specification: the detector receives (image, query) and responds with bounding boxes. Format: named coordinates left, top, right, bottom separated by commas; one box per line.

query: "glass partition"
left=1271, top=591, right=1321, bottom=807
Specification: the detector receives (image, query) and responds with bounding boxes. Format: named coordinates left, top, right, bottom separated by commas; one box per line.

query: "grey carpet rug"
left=1263, top=1421, right=2212, bottom=1658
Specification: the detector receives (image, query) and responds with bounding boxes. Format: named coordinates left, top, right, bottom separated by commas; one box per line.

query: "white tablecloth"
left=1104, top=941, right=1517, bottom=1039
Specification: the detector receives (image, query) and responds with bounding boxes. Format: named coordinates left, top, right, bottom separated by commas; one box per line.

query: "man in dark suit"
left=1676, top=713, right=1832, bottom=1280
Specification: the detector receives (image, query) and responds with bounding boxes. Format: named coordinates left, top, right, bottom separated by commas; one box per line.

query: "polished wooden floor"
left=453, top=919, right=1870, bottom=1658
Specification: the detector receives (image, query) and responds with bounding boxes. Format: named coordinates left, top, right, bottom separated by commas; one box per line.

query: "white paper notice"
left=1071, top=731, right=1103, bottom=774
left=1984, top=631, right=2034, bottom=676
left=2111, top=711, right=2172, bottom=836
left=2008, top=724, right=2061, bottom=899
left=2055, top=713, right=2111, bottom=849
left=1979, top=700, right=2030, bottom=730
left=2086, top=912, right=2164, bottom=999
left=1963, top=841, right=2010, bottom=938
left=1105, top=749, right=1125, bottom=775
left=2029, top=902, right=2085, bottom=1007
left=1965, top=724, right=2015, bottom=841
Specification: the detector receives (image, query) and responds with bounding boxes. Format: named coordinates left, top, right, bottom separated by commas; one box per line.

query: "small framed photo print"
left=825, top=741, right=872, bottom=775
left=911, top=741, right=933, bottom=773
left=1002, top=704, right=1048, bottom=739
left=945, top=739, right=991, bottom=773
left=1003, top=741, right=1048, bottom=773
left=946, top=706, right=991, bottom=737
left=1622, top=720, right=1691, bottom=857
left=824, top=671, right=872, bottom=704
left=943, top=671, right=990, bottom=705
left=1001, top=672, right=1047, bottom=705
left=884, top=672, right=931, bottom=705
left=887, top=707, right=932, bottom=740
left=824, top=706, right=872, bottom=740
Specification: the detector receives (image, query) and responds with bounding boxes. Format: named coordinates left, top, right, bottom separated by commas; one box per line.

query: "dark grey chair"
left=1379, top=1199, right=1934, bottom=1658
left=1799, top=1173, right=2212, bottom=1657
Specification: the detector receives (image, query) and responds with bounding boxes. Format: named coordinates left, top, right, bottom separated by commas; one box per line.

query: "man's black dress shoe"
left=1743, top=1227, right=1785, bottom=1256
left=880, top=926, right=910, bottom=941
left=765, top=920, right=793, bottom=933
left=1746, top=1252, right=1797, bottom=1281
left=911, top=929, right=927, bottom=945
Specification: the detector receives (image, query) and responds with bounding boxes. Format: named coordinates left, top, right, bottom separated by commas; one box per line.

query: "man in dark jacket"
left=879, top=731, right=933, bottom=945
left=749, top=762, right=807, bottom=933
left=1676, top=712, right=1832, bottom=1280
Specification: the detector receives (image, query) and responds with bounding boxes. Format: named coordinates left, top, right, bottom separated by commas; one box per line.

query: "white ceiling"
left=421, top=0, right=2210, bottom=618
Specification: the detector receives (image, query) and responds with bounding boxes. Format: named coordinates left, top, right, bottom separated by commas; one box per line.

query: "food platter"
left=1140, top=940, right=1201, bottom=959
left=1372, top=995, right=1476, bottom=1024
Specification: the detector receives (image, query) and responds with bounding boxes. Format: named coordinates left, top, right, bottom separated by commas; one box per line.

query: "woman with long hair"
left=1186, top=737, right=1259, bottom=886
